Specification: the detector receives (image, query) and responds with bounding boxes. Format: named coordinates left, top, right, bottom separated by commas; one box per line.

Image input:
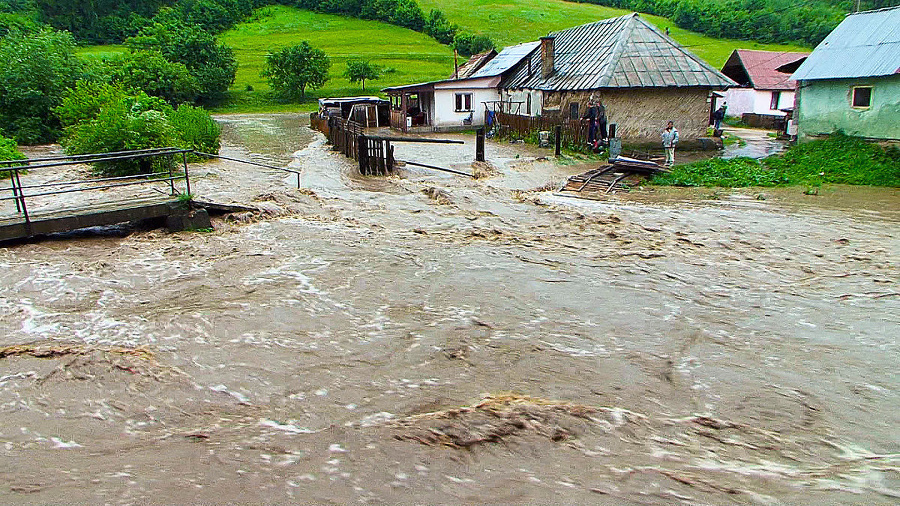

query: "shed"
left=791, top=6, right=900, bottom=141
left=500, top=13, right=735, bottom=142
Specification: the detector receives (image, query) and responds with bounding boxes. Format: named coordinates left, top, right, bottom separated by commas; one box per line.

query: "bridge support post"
left=476, top=128, right=485, bottom=162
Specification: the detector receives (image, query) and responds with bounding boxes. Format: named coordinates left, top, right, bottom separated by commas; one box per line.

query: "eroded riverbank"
left=1, top=114, right=897, bottom=504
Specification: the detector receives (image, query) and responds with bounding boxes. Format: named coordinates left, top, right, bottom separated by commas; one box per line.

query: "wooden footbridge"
left=0, top=147, right=298, bottom=242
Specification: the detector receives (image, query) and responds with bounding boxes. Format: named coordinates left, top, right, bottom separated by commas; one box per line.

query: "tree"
left=0, top=29, right=82, bottom=144
left=126, top=17, right=237, bottom=103
left=108, top=50, right=200, bottom=105
left=452, top=32, right=495, bottom=57
left=344, top=59, right=382, bottom=91
left=261, top=42, right=330, bottom=100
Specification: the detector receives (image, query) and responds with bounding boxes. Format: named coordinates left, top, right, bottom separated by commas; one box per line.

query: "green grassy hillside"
left=216, top=5, right=454, bottom=112
left=418, top=0, right=810, bottom=66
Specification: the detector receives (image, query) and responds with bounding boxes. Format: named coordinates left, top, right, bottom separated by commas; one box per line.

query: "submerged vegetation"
left=651, top=134, right=900, bottom=188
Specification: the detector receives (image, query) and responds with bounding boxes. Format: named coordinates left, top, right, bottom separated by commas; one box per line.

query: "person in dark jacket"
left=713, top=103, right=727, bottom=130
left=582, top=100, right=608, bottom=149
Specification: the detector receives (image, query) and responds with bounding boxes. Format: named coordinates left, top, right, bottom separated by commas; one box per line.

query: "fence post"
left=476, top=128, right=485, bottom=162
left=555, top=125, right=562, bottom=157
left=358, top=134, right=368, bottom=174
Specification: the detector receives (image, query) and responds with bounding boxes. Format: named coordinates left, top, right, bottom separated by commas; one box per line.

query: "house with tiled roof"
left=791, top=6, right=900, bottom=141
left=499, top=13, right=735, bottom=142
left=720, top=50, right=809, bottom=119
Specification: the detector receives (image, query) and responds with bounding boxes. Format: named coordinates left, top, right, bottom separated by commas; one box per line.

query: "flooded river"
left=1, top=114, right=897, bottom=504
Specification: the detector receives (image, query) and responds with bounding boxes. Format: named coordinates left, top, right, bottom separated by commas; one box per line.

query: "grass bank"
left=418, top=0, right=808, bottom=66
left=650, top=134, right=900, bottom=188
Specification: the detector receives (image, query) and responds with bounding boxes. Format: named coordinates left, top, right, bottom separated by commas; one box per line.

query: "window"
left=569, top=102, right=579, bottom=120
left=526, top=94, right=532, bottom=115
left=770, top=91, right=781, bottom=110
left=852, top=86, right=872, bottom=108
left=455, top=93, right=473, bottom=112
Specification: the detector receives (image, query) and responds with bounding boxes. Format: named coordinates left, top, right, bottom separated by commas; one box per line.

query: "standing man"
left=661, top=120, right=679, bottom=167
left=596, top=100, right=608, bottom=147
left=713, top=103, right=726, bottom=130
left=583, top=100, right=599, bottom=149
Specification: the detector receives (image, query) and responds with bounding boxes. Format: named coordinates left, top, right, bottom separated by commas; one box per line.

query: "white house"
left=720, top=49, right=809, bottom=118
left=383, top=42, right=538, bottom=132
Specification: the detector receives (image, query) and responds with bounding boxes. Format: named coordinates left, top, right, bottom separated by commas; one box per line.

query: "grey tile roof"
left=501, top=13, right=734, bottom=91
left=791, top=6, right=900, bottom=81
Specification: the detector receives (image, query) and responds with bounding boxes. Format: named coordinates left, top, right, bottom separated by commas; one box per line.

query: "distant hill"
left=417, top=0, right=809, bottom=66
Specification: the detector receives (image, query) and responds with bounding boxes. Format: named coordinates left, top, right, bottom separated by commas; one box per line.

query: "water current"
left=0, top=114, right=897, bottom=503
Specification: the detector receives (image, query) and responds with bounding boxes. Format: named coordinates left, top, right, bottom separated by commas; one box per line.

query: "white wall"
left=724, top=88, right=795, bottom=117
left=430, top=76, right=500, bottom=128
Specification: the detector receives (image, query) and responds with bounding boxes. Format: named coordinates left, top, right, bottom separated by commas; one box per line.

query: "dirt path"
left=0, top=115, right=897, bottom=504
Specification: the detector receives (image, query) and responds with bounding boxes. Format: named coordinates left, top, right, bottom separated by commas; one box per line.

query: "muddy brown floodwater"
left=1, top=114, right=898, bottom=504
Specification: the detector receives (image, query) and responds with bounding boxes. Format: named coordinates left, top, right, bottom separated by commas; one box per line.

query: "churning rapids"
left=1, top=114, right=897, bottom=504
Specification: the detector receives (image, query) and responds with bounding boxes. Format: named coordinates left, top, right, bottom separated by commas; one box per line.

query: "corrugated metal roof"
left=501, top=13, right=734, bottom=91
left=792, top=6, right=900, bottom=81
left=468, top=42, right=541, bottom=79
left=450, top=50, right=497, bottom=79
left=722, top=50, right=809, bottom=90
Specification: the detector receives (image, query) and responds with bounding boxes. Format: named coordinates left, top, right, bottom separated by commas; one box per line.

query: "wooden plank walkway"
left=0, top=196, right=183, bottom=242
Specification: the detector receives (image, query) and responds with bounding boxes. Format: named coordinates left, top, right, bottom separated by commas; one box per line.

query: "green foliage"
left=56, top=83, right=221, bottom=176
left=344, top=59, right=382, bottom=90
left=108, top=50, right=200, bottom=104
left=169, top=104, right=220, bottom=154
left=650, top=134, right=900, bottom=188
left=0, top=133, right=25, bottom=180
left=261, top=41, right=330, bottom=100
left=127, top=18, right=237, bottom=103
left=0, top=29, right=83, bottom=144
left=452, top=31, right=494, bottom=56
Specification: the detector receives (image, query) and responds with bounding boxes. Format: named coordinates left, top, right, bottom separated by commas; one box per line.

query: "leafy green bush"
left=57, top=83, right=221, bottom=176
left=261, top=41, right=330, bottom=100
left=650, top=133, right=900, bottom=188
left=452, top=32, right=495, bottom=57
left=108, top=50, right=200, bottom=105
left=0, top=29, right=83, bottom=144
left=169, top=104, right=220, bottom=154
left=0, top=133, right=25, bottom=179
left=127, top=18, right=237, bottom=103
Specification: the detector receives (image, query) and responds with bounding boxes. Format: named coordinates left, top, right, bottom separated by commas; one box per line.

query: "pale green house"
left=791, top=6, right=900, bottom=142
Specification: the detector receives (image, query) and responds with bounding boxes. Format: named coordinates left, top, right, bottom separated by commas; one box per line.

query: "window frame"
left=851, top=86, right=873, bottom=109
left=454, top=92, right=473, bottom=112
left=569, top=102, right=579, bottom=120
left=769, top=91, right=781, bottom=110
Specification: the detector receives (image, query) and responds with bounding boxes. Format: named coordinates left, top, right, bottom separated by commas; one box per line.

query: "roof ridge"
left=846, top=5, right=900, bottom=16
left=634, top=15, right=733, bottom=83
left=597, top=14, right=638, bottom=87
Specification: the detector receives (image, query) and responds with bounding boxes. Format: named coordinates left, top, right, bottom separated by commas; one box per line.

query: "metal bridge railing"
left=1, top=148, right=194, bottom=228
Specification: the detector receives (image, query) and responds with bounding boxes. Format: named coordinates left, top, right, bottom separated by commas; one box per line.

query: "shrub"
left=126, top=17, right=237, bottom=103
left=108, top=50, right=200, bottom=105
left=57, top=84, right=222, bottom=176
left=0, top=29, right=82, bottom=144
left=169, top=104, right=220, bottom=154
left=0, top=134, right=25, bottom=179
left=452, top=32, right=495, bottom=57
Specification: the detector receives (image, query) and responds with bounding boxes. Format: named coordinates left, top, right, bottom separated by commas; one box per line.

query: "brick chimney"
left=540, top=36, right=555, bottom=79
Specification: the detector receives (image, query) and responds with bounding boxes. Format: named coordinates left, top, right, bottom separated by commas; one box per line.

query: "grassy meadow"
left=418, top=0, right=810, bottom=67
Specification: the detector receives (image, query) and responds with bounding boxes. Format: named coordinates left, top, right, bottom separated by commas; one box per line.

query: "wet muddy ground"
left=1, top=114, right=897, bottom=504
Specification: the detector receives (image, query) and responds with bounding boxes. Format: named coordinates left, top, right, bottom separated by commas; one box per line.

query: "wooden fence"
left=496, top=111, right=591, bottom=150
